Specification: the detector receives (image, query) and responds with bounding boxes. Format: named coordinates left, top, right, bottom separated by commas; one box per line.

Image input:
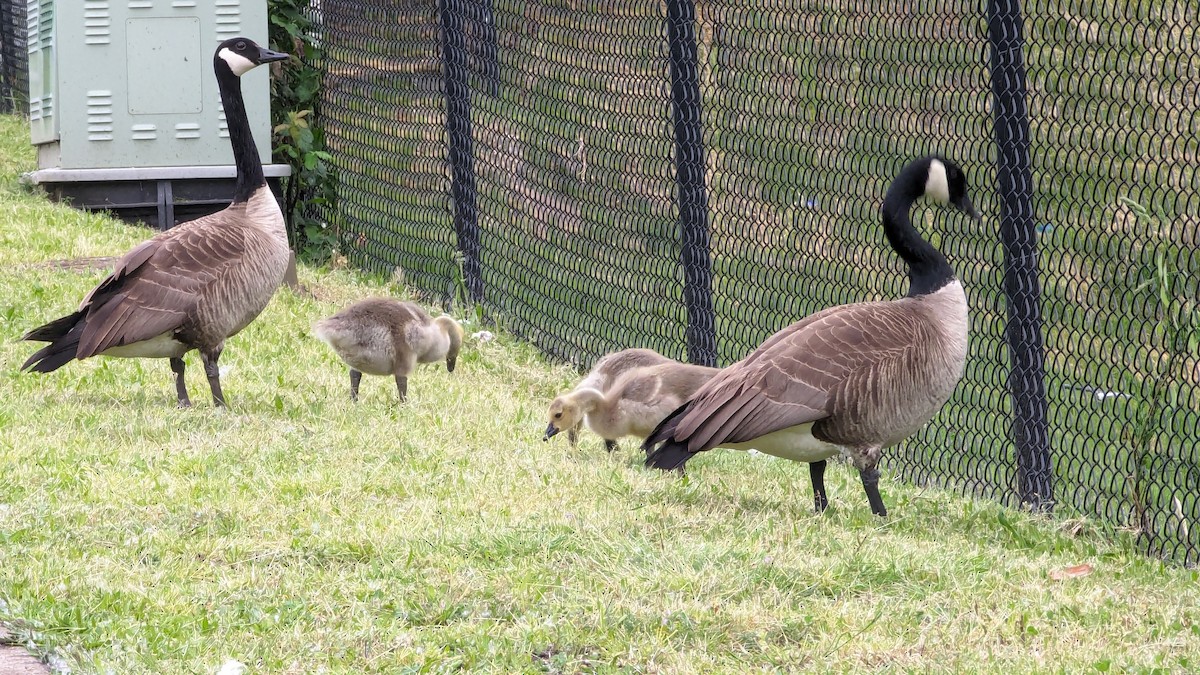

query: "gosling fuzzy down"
left=643, top=155, right=981, bottom=516
left=314, top=298, right=464, bottom=402
left=544, top=360, right=718, bottom=452
left=551, top=347, right=676, bottom=448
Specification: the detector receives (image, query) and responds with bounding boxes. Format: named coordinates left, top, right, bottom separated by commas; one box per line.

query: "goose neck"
left=571, top=387, right=606, bottom=412
left=216, top=65, right=266, bottom=204
left=881, top=184, right=953, bottom=297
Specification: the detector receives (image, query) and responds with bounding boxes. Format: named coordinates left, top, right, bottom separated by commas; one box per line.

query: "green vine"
left=1119, top=197, right=1199, bottom=535
left=267, top=0, right=338, bottom=262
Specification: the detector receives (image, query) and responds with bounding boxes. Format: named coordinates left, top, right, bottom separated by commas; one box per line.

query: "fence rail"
left=0, top=1, right=1196, bottom=565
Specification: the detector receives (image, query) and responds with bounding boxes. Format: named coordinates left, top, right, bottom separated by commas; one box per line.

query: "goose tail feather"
left=642, top=401, right=695, bottom=470
left=22, top=310, right=86, bottom=373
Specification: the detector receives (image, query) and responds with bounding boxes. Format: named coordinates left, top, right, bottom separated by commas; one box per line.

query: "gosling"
left=544, top=360, right=718, bottom=452
left=314, top=298, right=464, bottom=402
left=554, top=347, right=676, bottom=448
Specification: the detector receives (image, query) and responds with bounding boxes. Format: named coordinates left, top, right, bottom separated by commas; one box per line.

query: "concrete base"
left=22, top=164, right=292, bottom=231
left=22, top=164, right=301, bottom=290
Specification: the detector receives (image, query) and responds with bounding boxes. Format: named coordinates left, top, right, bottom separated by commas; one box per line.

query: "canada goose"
left=642, top=155, right=980, bottom=516
left=544, top=360, right=718, bottom=451
left=552, top=347, right=676, bottom=448
left=21, top=37, right=291, bottom=408
left=313, top=298, right=464, bottom=402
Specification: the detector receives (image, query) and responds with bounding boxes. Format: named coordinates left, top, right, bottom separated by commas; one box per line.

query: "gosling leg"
left=170, top=357, right=191, bottom=408
left=809, top=459, right=829, bottom=513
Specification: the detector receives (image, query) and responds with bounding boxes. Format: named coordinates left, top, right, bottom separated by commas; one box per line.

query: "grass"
left=2, top=114, right=1200, bottom=673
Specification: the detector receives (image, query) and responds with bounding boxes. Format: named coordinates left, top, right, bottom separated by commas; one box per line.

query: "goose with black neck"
left=22, top=37, right=291, bottom=408
left=642, top=155, right=980, bottom=517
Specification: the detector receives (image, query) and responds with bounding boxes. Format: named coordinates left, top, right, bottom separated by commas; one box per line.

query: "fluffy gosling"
left=314, top=298, right=463, bottom=402
left=544, top=360, right=718, bottom=452
left=551, top=347, right=676, bottom=448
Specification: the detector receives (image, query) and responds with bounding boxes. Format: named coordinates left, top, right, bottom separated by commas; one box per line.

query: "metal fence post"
left=438, top=0, right=484, bottom=305
left=665, top=0, right=717, bottom=367
left=987, top=0, right=1054, bottom=512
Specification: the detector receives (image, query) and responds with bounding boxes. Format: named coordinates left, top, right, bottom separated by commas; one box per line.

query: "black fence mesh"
left=311, top=0, right=1199, bottom=565
left=0, top=1, right=1191, bottom=563
left=0, top=0, right=26, bottom=114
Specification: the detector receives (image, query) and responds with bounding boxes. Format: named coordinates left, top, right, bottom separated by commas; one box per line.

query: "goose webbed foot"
left=604, top=439, right=618, bottom=453
left=809, top=459, right=829, bottom=513
left=170, top=357, right=192, bottom=408
left=200, top=347, right=226, bottom=408
left=349, top=369, right=362, bottom=401
left=858, top=466, right=888, bottom=517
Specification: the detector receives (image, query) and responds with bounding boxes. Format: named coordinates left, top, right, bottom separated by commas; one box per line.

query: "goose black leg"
left=859, top=466, right=888, bottom=517
left=567, top=423, right=580, bottom=448
left=170, top=357, right=191, bottom=408
left=349, top=369, right=362, bottom=401
left=199, top=347, right=226, bottom=408
left=809, top=459, right=829, bottom=512
left=604, top=439, right=618, bottom=453
left=394, top=374, right=408, bottom=402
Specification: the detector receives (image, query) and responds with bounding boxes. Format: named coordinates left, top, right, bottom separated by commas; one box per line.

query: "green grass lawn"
left=2, top=112, right=1200, bottom=673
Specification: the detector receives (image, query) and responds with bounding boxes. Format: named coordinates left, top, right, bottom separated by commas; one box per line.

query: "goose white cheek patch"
left=925, top=159, right=950, bottom=204
left=218, top=48, right=256, bottom=76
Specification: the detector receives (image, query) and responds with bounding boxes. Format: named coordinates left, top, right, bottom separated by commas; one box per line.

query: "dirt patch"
left=20, top=256, right=118, bottom=272
left=0, top=627, right=49, bottom=674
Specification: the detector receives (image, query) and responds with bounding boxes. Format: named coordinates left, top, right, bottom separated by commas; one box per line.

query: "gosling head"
left=543, top=394, right=585, bottom=442
left=435, top=315, right=465, bottom=373
left=923, top=156, right=980, bottom=221
left=214, top=37, right=289, bottom=78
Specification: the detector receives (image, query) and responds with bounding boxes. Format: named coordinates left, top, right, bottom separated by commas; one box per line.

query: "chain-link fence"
left=0, top=2, right=1193, bottom=564
left=0, top=0, right=26, bottom=114
left=312, top=0, right=1199, bottom=565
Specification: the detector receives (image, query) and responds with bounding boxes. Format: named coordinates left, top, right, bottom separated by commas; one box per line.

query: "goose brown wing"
left=75, top=217, right=250, bottom=358
left=671, top=301, right=925, bottom=452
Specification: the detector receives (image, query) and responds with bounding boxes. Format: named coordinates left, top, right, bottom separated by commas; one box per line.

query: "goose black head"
left=923, top=156, right=980, bottom=221
left=214, top=37, right=289, bottom=77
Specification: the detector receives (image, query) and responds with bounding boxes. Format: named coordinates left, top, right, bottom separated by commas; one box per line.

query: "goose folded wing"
left=75, top=225, right=249, bottom=358
left=673, top=305, right=925, bottom=452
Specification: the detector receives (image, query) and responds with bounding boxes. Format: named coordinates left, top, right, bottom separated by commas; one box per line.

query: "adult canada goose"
left=544, top=360, right=718, bottom=451
left=313, top=298, right=464, bottom=402
left=21, top=37, right=291, bottom=408
left=642, top=155, right=980, bottom=516
left=552, top=347, right=676, bottom=448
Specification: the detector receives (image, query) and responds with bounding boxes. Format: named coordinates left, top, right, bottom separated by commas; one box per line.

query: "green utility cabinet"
left=23, top=0, right=289, bottom=229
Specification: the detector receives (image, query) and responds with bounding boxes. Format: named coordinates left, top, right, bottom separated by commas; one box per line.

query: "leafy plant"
left=268, top=0, right=338, bottom=262
left=1119, top=197, right=1199, bottom=536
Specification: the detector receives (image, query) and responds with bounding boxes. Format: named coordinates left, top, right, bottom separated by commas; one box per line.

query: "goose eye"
left=236, top=41, right=246, bottom=51
left=553, top=412, right=562, bottom=419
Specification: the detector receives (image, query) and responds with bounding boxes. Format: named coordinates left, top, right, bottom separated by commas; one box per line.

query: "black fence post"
left=438, top=0, right=484, bottom=305
left=665, top=0, right=717, bottom=367
left=987, top=0, right=1054, bottom=512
